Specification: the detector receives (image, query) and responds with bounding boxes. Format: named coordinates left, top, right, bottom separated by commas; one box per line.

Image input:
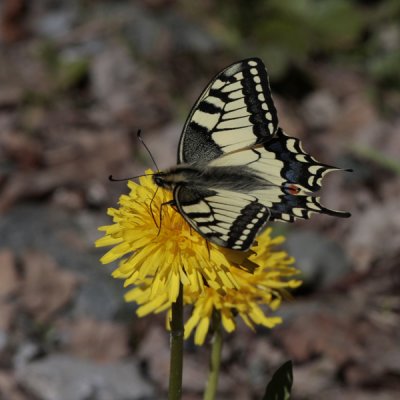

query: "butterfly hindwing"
left=264, top=129, right=341, bottom=193
left=174, top=186, right=271, bottom=250
left=178, top=58, right=278, bottom=164
left=207, top=128, right=350, bottom=222
left=267, top=193, right=346, bottom=223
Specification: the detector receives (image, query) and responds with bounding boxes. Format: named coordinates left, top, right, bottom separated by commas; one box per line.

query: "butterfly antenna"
left=109, top=173, right=157, bottom=181
left=137, top=129, right=160, bottom=171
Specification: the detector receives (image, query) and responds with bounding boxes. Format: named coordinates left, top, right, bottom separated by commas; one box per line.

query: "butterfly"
left=152, top=58, right=350, bottom=251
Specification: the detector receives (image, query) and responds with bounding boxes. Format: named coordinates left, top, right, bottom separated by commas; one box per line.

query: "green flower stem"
left=204, top=310, right=223, bottom=400
left=168, top=283, right=184, bottom=400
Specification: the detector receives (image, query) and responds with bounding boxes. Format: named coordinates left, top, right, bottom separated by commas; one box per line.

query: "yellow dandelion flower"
left=183, top=229, right=302, bottom=345
left=122, top=227, right=301, bottom=346
left=96, top=171, right=249, bottom=304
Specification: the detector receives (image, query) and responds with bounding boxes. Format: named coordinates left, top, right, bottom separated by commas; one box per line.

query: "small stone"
left=301, top=91, right=340, bottom=131
left=284, top=230, right=350, bottom=289
left=16, top=355, right=154, bottom=400
left=0, top=250, right=19, bottom=298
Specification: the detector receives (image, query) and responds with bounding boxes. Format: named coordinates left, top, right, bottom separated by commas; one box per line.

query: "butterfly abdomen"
left=155, top=164, right=273, bottom=194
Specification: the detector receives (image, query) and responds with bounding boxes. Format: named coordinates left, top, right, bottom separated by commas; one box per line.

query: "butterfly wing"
left=174, top=186, right=271, bottom=250
left=178, top=58, right=278, bottom=164
left=207, top=128, right=350, bottom=223
left=173, top=58, right=349, bottom=250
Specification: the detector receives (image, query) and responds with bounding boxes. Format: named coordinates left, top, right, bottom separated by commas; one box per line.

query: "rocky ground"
left=0, top=1, right=399, bottom=399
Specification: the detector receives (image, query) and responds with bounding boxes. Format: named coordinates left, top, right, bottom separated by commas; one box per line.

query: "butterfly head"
left=153, top=171, right=178, bottom=191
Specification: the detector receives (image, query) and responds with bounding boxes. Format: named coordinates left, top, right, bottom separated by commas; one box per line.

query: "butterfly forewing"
left=174, top=186, right=271, bottom=250
left=178, top=58, right=278, bottom=164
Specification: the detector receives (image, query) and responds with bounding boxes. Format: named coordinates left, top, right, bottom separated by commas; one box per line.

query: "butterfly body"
left=152, top=58, right=350, bottom=251
left=153, top=163, right=273, bottom=193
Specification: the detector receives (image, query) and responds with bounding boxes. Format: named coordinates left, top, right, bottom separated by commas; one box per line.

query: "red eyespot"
left=285, top=184, right=300, bottom=195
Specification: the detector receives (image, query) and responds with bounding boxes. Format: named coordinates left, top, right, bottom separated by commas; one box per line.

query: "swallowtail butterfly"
left=153, top=58, right=350, bottom=251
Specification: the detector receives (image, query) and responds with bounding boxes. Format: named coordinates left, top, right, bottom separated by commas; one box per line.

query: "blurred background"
left=0, top=0, right=399, bottom=399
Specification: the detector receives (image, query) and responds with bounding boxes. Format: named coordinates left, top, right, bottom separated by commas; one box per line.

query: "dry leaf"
left=56, top=318, right=130, bottom=362
left=20, top=251, right=79, bottom=322
left=0, top=249, right=19, bottom=298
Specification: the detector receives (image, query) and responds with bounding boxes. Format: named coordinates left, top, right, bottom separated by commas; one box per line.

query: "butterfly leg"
left=206, top=239, right=211, bottom=260
left=156, top=200, right=176, bottom=236
left=165, top=199, right=177, bottom=209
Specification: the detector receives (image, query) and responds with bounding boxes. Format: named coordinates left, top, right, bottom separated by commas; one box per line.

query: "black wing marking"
left=178, top=58, right=278, bottom=164
left=267, top=193, right=350, bottom=223
left=174, top=186, right=271, bottom=251
left=264, top=128, right=342, bottom=193
left=264, top=130, right=351, bottom=220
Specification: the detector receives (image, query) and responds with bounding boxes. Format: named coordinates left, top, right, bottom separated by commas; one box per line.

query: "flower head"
left=123, top=228, right=301, bottom=345
left=96, top=171, right=250, bottom=304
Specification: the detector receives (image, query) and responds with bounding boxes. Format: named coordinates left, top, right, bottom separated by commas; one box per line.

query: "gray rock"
left=16, top=354, right=154, bottom=400
left=143, top=122, right=182, bottom=170
left=0, top=330, right=8, bottom=351
left=347, top=199, right=400, bottom=271
left=33, top=10, right=76, bottom=39
left=89, top=43, right=171, bottom=128
left=284, top=230, right=350, bottom=289
left=14, top=342, right=41, bottom=370
left=293, top=358, right=336, bottom=398
left=91, top=46, right=138, bottom=104
left=0, top=204, right=130, bottom=320
left=301, top=91, right=340, bottom=131
left=122, top=4, right=220, bottom=57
